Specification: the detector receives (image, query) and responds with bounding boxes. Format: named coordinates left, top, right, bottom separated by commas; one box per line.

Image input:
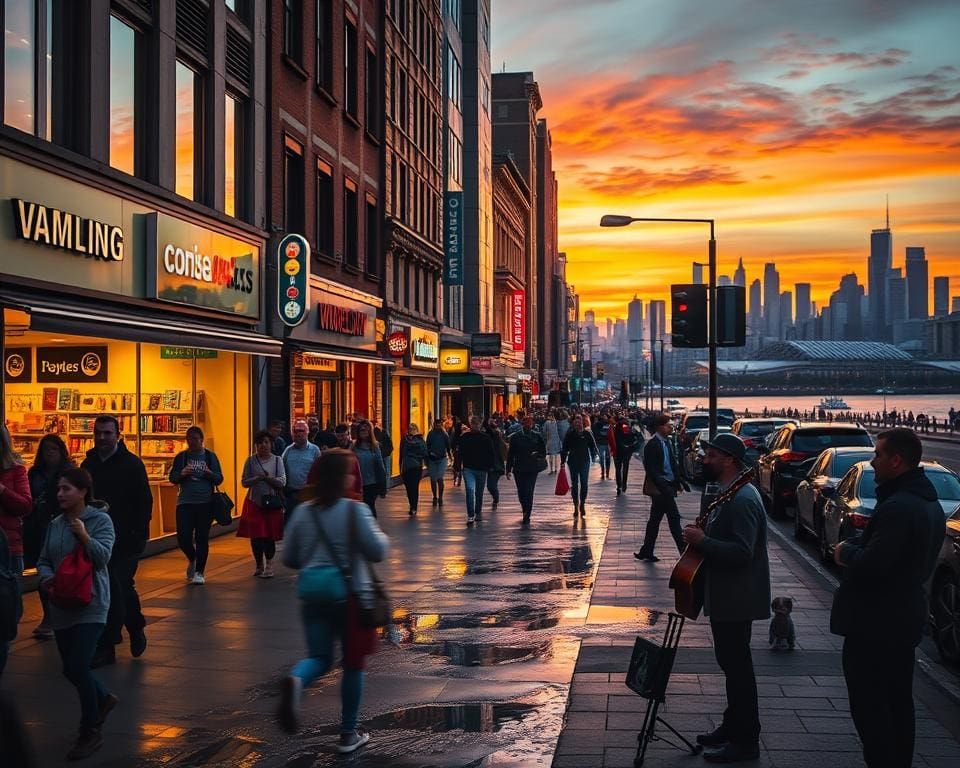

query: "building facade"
left=905, top=246, right=928, bottom=320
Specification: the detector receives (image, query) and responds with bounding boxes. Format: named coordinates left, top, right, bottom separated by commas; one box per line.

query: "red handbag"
left=555, top=467, right=570, bottom=495
left=48, top=545, right=94, bottom=610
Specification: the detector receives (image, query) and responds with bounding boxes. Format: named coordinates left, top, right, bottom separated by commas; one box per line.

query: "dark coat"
left=830, top=467, right=945, bottom=646
left=458, top=431, right=497, bottom=471
left=611, top=423, right=641, bottom=458
left=81, top=442, right=153, bottom=557
left=561, top=429, right=598, bottom=468
left=701, top=482, right=771, bottom=622
left=506, top=429, right=547, bottom=474
left=642, top=434, right=682, bottom=497
left=399, top=436, right=429, bottom=472
left=374, top=427, right=393, bottom=459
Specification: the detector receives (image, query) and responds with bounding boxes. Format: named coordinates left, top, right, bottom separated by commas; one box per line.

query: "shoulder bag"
left=297, top=505, right=349, bottom=605
left=206, top=450, right=235, bottom=525
left=47, top=543, right=94, bottom=610
left=257, top=455, right=285, bottom=511
left=349, top=502, right=391, bottom=628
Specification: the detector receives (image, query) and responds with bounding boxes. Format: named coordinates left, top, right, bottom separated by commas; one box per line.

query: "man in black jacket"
left=458, top=416, right=497, bottom=525
left=831, top=428, right=944, bottom=768
left=506, top=416, right=547, bottom=524
left=682, top=433, right=769, bottom=763
left=636, top=413, right=687, bottom=561
left=82, top=415, right=153, bottom=667
left=611, top=417, right=640, bottom=495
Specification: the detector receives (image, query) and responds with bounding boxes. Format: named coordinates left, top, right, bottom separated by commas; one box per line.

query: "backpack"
left=0, top=529, right=23, bottom=642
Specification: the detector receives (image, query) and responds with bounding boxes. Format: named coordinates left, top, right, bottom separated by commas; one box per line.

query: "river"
left=666, top=394, right=959, bottom=420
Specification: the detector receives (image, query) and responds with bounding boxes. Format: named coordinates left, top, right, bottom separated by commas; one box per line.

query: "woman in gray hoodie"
left=37, top=467, right=116, bottom=761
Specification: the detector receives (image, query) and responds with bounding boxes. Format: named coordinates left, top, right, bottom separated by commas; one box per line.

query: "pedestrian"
left=449, top=416, right=465, bottom=486
left=37, top=467, right=118, bottom=761
left=635, top=413, right=686, bottom=561
left=168, top=426, right=223, bottom=585
left=0, top=424, right=31, bottom=582
left=314, top=420, right=339, bottom=450
left=276, top=449, right=388, bottom=753
left=830, top=428, right=945, bottom=768
left=352, top=420, right=387, bottom=517
left=282, top=420, right=321, bottom=521
left=425, top=419, right=451, bottom=506
left=26, top=434, right=72, bottom=638
left=681, top=434, right=770, bottom=764
left=542, top=411, right=561, bottom=473
left=506, top=416, right=547, bottom=524
left=459, top=416, right=498, bottom=525
left=483, top=418, right=508, bottom=509
left=610, top=415, right=640, bottom=496
left=561, top=415, right=599, bottom=518
left=556, top=409, right=571, bottom=446
left=399, top=424, right=429, bottom=516
left=306, top=416, right=321, bottom=445
left=238, top=430, right=287, bottom=578
left=592, top=413, right=613, bottom=480
left=81, top=416, right=151, bottom=669
left=269, top=420, right=288, bottom=456
left=372, top=419, right=393, bottom=475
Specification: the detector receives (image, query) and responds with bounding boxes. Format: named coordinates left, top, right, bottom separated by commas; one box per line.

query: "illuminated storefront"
left=387, top=324, right=438, bottom=475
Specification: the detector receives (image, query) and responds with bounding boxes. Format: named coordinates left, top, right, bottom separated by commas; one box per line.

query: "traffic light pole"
left=708, top=226, right=718, bottom=440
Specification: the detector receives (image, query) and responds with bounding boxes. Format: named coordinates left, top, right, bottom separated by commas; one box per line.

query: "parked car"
left=755, top=422, right=873, bottom=519
left=793, top=447, right=876, bottom=542
left=732, top=417, right=797, bottom=466
left=682, top=426, right=733, bottom=484
left=820, top=461, right=960, bottom=564
left=677, top=410, right=735, bottom=452
left=931, top=505, right=960, bottom=666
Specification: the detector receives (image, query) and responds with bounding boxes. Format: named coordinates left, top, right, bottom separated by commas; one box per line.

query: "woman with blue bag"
left=277, top=449, right=388, bottom=754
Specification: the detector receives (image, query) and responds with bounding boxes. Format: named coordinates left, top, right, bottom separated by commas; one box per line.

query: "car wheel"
left=817, top=520, right=832, bottom=565
left=932, top=574, right=960, bottom=666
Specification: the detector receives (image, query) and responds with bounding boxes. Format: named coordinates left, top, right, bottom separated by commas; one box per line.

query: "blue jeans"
left=462, top=468, right=488, bottom=518
left=597, top=446, right=611, bottom=474
left=568, top=462, right=590, bottom=505
left=291, top=603, right=363, bottom=732
left=54, top=623, right=110, bottom=730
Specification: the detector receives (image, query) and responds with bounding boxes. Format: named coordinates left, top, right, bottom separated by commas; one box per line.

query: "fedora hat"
left=704, top=433, right=747, bottom=465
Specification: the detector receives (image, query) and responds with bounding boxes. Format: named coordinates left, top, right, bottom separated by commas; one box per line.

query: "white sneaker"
left=337, top=728, right=371, bottom=754
left=192, top=573, right=206, bottom=585
left=186, top=560, right=196, bottom=581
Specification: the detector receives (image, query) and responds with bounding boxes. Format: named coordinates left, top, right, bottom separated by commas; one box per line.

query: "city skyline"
left=491, top=0, right=960, bottom=319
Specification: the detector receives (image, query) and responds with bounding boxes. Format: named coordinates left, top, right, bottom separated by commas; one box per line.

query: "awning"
left=2, top=292, right=283, bottom=357
left=289, top=343, right=395, bottom=366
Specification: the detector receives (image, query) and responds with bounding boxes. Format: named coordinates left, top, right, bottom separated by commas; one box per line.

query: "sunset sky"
left=492, top=0, right=960, bottom=321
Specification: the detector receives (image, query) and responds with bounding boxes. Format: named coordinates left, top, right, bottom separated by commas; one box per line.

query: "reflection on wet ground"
left=364, top=701, right=539, bottom=732
left=423, top=639, right=554, bottom=666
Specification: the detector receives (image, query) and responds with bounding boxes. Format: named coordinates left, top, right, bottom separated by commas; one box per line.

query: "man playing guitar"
left=681, top=433, right=770, bottom=764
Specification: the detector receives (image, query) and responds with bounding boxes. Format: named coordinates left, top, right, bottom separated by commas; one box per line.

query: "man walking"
left=282, top=420, right=321, bottom=521
left=506, top=416, right=547, bottom=524
left=682, top=434, right=769, bottom=763
left=831, top=428, right=944, bottom=768
left=82, top=415, right=152, bottom=667
left=561, top=415, right=599, bottom=518
left=610, top=416, right=640, bottom=496
left=458, top=416, right=497, bottom=525
left=635, top=413, right=687, bottom=561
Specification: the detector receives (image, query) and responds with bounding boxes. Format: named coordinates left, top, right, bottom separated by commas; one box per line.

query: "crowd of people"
left=749, top=404, right=960, bottom=434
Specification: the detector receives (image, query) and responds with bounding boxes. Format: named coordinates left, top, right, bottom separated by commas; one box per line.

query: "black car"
left=755, top=422, right=873, bottom=519
left=931, top=505, right=960, bottom=666
left=732, top=417, right=797, bottom=466
left=793, top=446, right=876, bottom=543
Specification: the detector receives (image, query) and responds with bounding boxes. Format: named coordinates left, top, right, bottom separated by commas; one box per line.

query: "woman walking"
left=556, top=409, right=571, bottom=447
left=169, top=427, right=223, bottom=585
left=426, top=420, right=451, bottom=506
left=26, top=434, right=72, bottom=638
left=483, top=418, right=508, bottom=509
left=0, top=425, right=31, bottom=581
left=561, top=415, right=599, bottom=518
left=449, top=416, right=465, bottom=486
left=277, top=450, right=388, bottom=753
left=506, top=416, right=548, bottom=525
left=37, top=467, right=117, bottom=761
left=239, top=430, right=286, bottom=578
left=542, top=411, right=561, bottom=474
left=352, top=420, right=386, bottom=517
left=398, top=424, right=429, bottom=516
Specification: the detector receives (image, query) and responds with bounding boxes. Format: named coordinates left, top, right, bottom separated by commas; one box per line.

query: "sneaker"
left=192, top=573, right=206, bottom=585
left=254, top=567, right=263, bottom=577
left=432, top=497, right=438, bottom=505
left=66, top=728, right=103, bottom=761
left=130, top=628, right=147, bottom=657
left=491, top=500, right=498, bottom=509
left=260, top=567, right=275, bottom=579
left=32, top=623, right=55, bottom=640
left=337, top=728, right=371, bottom=754
left=277, top=676, right=302, bottom=734
left=616, top=487, right=622, bottom=497
left=467, top=515, right=476, bottom=525
left=409, top=508, right=417, bottom=517
left=634, top=551, right=660, bottom=562
left=98, top=694, right=119, bottom=725
left=186, top=559, right=196, bottom=581
left=573, top=507, right=579, bottom=518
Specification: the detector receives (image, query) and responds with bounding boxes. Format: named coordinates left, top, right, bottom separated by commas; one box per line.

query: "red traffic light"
left=678, top=303, right=688, bottom=312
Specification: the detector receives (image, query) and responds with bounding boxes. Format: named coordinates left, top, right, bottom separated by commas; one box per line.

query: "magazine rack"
left=625, top=612, right=701, bottom=766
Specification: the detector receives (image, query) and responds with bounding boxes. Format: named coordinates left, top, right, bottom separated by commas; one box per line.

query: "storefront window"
left=4, top=0, right=36, bottom=134
left=109, top=16, right=137, bottom=175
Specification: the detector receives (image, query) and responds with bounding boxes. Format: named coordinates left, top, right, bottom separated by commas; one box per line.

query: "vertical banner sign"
left=512, top=289, right=526, bottom=351
left=444, top=191, right=463, bottom=286
left=278, top=234, right=310, bottom=326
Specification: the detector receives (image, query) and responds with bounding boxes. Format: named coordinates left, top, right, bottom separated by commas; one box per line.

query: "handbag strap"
left=205, top=450, right=222, bottom=492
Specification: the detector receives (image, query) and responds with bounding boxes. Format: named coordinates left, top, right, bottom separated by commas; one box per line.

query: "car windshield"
left=793, top=430, right=872, bottom=453
left=833, top=452, right=874, bottom=478
left=739, top=422, right=779, bottom=436
left=684, top=415, right=709, bottom=429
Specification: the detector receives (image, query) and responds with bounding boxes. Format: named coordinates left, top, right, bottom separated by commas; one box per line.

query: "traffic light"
left=671, top=284, right=708, bottom=347
left=716, top=285, right=746, bottom=347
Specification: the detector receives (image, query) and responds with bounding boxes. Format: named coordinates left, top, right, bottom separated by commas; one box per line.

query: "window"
left=447, top=0, right=461, bottom=28
left=316, top=159, right=334, bottom=257
left=4, top=0, right=35, bottom=133
left=448, top=130, right=462, bottom=185
left=392, top=251, right=401, bottom=303
left=315, top=0, right=332, bottom=92
left=365, top=195, right=378, bottom=276
left=175, top=61, right=201, bottom=200
left=109, top=17, right=137, bottom=175
left=364, top=47, right=377, bottom=132
left=344, top=20, right=358, bottom=118
left=343, top=178, right=358, bottom=268
left=398, top=69, right=408, bottom=133
left=283, top=135, right=305, bottom=233
left=413, top=264, right=420, bottom=312
left=447, top=46, right=461, bottom=109
left=284, top=0, right=302, bottom=63
left=399, top=162, right=408, bottom=222
left=224, top=94, right=243, bottom=218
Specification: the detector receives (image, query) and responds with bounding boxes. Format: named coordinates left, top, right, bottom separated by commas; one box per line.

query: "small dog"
left=769, top=597, right=796, bottom=651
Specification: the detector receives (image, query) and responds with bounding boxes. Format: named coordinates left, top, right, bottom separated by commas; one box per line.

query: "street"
left=4, top=458, right=960, bottom=767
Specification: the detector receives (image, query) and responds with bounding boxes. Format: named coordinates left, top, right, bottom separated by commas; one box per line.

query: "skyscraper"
left=763, top=263, right=780, bottom=338
left=934, top=276, right=950, bottom=317
left=734, top=257, right=746, bottom=288
left=780, top=291, right=793, bottom=335
left=627, top=295, right=643, bottom=344
left=886, top=268, right=907, bottom=326
left=748, top=279, right=762, bottom=331
left=869, top=205, right=893, bottom=338
left=905, top=247, right=928, bottom=320
left=830, top=273, right=865, bottom=340
left=648, top=300, right=665, bottom=379
left=795, top=283, right=812, bottom=324
left=693, top=263, right=705, bottom=284
left=718, top=275, right=732, bottom=286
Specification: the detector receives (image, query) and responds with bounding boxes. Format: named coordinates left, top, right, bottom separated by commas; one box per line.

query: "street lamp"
left=600, top=214, right=719, bottom=439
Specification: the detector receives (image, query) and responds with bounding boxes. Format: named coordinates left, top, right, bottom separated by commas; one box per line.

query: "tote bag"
left=48, top=544, right=94, bottom=610
left=555, top=467, right=570, bottom=495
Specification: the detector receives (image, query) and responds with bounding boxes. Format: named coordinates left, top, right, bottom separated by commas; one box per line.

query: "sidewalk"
left=553, top=473, right=960, bottom=768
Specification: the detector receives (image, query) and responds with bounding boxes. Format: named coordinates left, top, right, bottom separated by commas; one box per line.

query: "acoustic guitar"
left=669, top=468, right=755, bottom=619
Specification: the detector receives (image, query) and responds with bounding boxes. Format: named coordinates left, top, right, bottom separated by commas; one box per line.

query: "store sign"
left=471, top=333, right=502, bottom=357
left=278, top=234, right=310, bottom=326
left=4, top=347, right=32, bottom=382
left=36, top=346, right=109, bottom=383
left=512, top=290, right=526, bottom=351
left=294, top=351, right=338, bottom=373
left=387, top=331, right=409, bottom=358
left=409, top=327, right=439, bottom=369
left=146, top=212, right=260, bottom=319
left=471, top=356, right=493, bottom=371
left=317, top=303, right=368, bottom=336
left=439, top=348, right=469, bottom=372
left=159, top=347, right=218, bottom=360
left=11, top=198, right=124, bottom=262
left=443, top=191, right=463, bottom=286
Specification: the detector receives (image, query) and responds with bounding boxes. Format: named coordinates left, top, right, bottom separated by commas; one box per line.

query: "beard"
left=700, top=461, right=718, bottom=482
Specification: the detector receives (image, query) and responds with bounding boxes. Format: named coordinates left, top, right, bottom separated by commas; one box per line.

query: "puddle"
left=426, top=640, right=553, bottom=666
left=464, top=544, right=594, bottom=577
left=391, top=606, right=563, bottom=638
left=164, top=735, right=264, bottom=767
left=363, top=702, right=539, bottom=733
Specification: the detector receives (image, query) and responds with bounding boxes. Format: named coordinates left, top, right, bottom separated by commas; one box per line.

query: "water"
left=672, top=393, right=959, bottom=419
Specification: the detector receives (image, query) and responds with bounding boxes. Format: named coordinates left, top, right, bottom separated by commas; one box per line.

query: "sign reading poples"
left=36, top=346, right=109, bottom=383
left=317, top=303, right=367, bottom=336
left=512, top=290, right=526, bottom=351
left=278, top=234, right=310, bottom=326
